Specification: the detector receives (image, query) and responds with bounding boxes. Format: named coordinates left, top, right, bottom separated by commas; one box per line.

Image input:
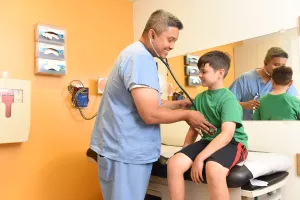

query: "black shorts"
left=178, top=138, right=248, bottom=172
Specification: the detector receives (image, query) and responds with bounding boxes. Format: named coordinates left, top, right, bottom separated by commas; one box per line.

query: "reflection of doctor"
left=229, top=47, right=298, bottom=120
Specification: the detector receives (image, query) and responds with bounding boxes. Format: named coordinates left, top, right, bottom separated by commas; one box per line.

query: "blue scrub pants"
left=97, top=155, right=153, bottom=200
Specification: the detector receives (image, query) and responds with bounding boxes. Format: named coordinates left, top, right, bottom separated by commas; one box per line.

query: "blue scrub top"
left=90, top=41, right=162, bottom=164
left=229, top=69, right=298, bottom=120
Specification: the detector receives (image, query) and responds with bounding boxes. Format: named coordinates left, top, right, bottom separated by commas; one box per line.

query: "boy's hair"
left=197, top=50, right=231, bottom=77
left=142, top=9, right=183, bottom=36
left=265, top=47, right=288, bottom=62
left=272, top=66, right=293, bottom=86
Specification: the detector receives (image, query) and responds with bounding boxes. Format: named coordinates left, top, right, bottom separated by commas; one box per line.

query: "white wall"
left=133, top=0, right=300, bottom=58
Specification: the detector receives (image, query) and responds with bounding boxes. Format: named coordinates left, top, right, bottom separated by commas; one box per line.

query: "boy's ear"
left=218, top=69, right=225, bottom=78
left=288, top=80, right=293, bottom=87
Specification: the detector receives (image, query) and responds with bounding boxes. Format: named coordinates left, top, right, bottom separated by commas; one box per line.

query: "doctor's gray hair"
left=142, top=9, right=183, bottom=36
left=265, top=47, right=288, bottom=61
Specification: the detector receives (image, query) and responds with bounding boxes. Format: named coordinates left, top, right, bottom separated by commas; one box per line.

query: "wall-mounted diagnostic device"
left=185, top=66, right=200, bottom=76
left=184, top=54, right=201, bottom=87
left=184, top=54, right=200, bottom=65
left=68, top=80, right=97, bottom=120
left=0, top=78, right=31, bottom=144
left=188, top=76, right=201, bottom=86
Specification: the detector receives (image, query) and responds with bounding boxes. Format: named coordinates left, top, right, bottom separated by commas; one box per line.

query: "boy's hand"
left=191, top=157, right=204, bottom=183
left=186, top=110, right=216, bottom=135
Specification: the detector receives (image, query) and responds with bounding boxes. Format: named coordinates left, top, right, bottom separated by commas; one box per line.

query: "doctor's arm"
left=161, top=99, right=193, bottom=110
left=131, top=87, right=215, bottom=132
left=230, top=78, right=259, bottom=110
left=240, top=100, right=260, bottom=110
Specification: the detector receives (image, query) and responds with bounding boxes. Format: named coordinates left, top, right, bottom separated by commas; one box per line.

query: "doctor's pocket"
left=97, top=155, right=114, bottom=182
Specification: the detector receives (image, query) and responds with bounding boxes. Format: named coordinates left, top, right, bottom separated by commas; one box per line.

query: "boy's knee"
left=167, top=154, right=181, bottom=172
left=206, top=161, right=228, bottom=183
left=167, top=153, right=191, bottom=174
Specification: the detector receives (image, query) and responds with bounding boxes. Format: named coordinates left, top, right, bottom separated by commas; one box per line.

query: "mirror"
left=232, top=27, right=300, bottom=120
left=234, top=27, right=300, bottom=87
left=158, top=27, right=300, bottom=121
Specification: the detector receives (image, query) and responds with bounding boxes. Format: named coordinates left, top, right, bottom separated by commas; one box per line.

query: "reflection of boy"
left=253, top=66, right=300, bottom=120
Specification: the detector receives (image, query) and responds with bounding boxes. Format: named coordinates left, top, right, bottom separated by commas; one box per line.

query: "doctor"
left=89, top=9, right=215, bottom=200
left=229, top=47, right=298, bottom=120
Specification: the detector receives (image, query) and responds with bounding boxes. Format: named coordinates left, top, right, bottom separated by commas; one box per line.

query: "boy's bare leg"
left=167, top=153, right=193, bottom=200
left=206, top=161, right=230, bottom=200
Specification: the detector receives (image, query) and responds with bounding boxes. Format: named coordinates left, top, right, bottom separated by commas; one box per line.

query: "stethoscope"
left=148, top=38, right=197, bottom=110
left=148, top=37, right=217, bottom=134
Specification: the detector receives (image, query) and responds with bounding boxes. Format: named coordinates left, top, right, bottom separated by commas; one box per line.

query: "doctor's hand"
left=178, top=98, right=193, bottom=110
left=241, top=100, right=260, bottom=110
left=186, top=111, right=216, bottom=135
left=191, top=157, right=204, bottom=184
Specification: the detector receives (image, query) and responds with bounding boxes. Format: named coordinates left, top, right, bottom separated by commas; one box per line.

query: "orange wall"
left=0, top=0, right=133, bottom=199
left=167, top=42, right=242, bottom=97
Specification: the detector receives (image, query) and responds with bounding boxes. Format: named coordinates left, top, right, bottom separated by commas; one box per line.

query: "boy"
left=253, top=66, right=300, bottom=120
left=167, top=51, right=248, bottom=200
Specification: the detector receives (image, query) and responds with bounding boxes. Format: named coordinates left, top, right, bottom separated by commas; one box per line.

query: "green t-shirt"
left=192, top=88, right=248, bottom=149
left=253, top=93, right=300, bottom=120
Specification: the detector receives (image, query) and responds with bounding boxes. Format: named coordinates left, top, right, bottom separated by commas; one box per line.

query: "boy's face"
left=199, top=63, right=224, bottom=87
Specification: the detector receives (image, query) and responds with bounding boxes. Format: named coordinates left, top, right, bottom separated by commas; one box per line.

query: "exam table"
left=86, top=121, right=291, bottom=200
